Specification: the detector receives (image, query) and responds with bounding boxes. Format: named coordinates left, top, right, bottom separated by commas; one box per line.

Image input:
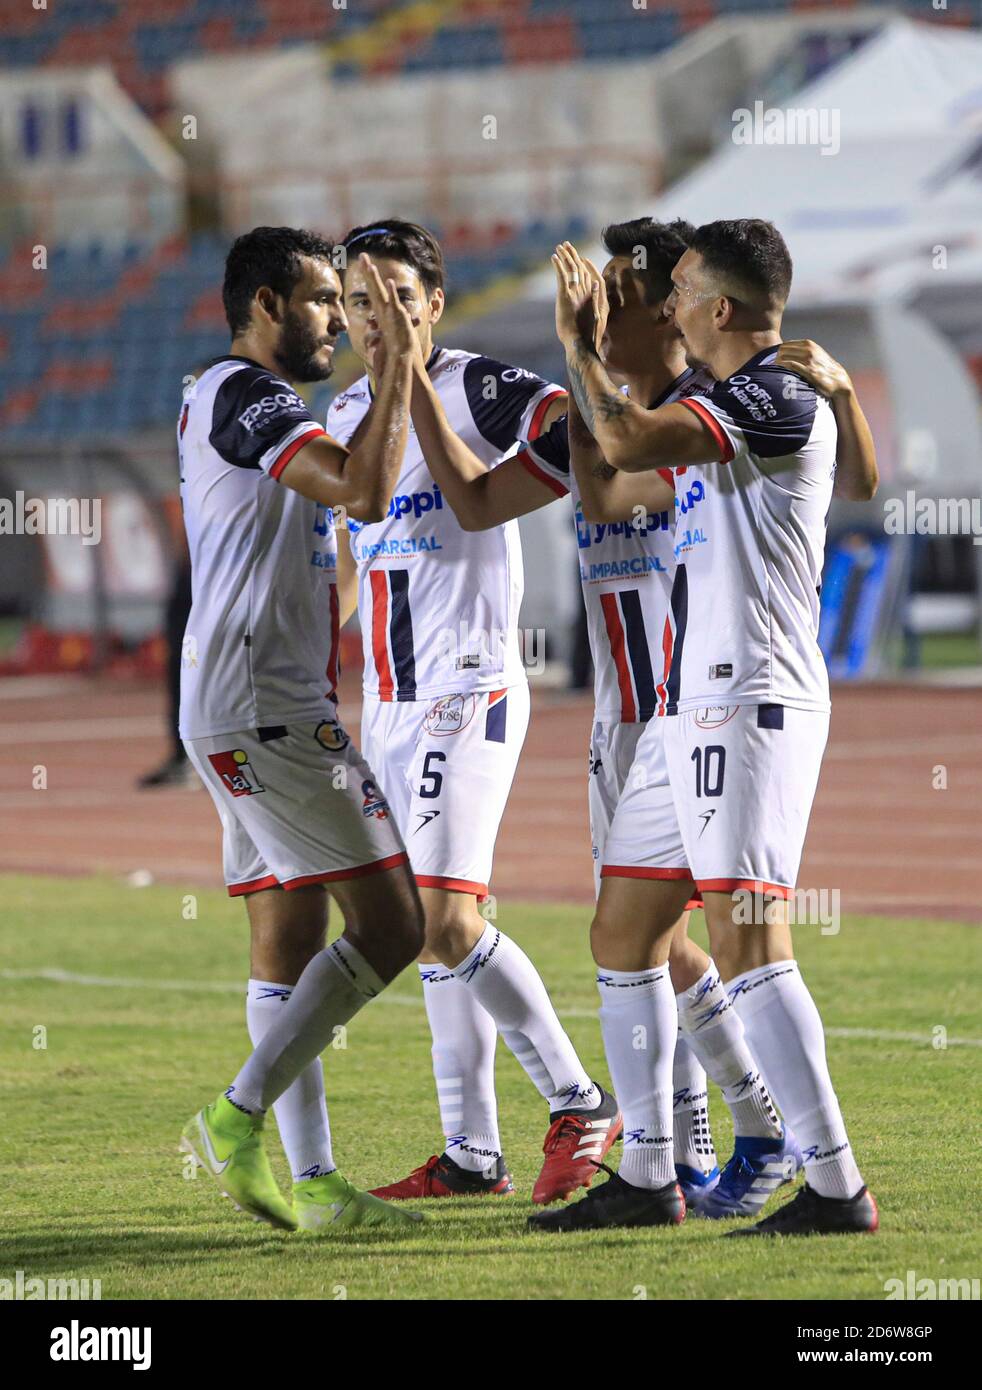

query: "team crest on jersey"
left=694, top=706, right=737, bottom=729
left=423, top=693, right=477, bottom=736
left=208, top=749, right=265, bottom=796
left=314, top=719, right=349, bottom=752
left=361, top=777, right=390, bottom=820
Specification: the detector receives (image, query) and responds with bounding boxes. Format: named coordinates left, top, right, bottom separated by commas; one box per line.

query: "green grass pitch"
left=2, top=873, right=979, bottom=1301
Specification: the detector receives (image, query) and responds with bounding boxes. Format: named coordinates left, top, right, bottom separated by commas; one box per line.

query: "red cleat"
left=369, top=1151, right=514, bottom=1200
left=533, top=1087, right=623, bottom=1205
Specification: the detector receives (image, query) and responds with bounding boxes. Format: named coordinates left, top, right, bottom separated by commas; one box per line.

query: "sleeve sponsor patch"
left=463, top=355, right=563, bottom=451
left=705, top=367, right=818, bottom=460
left=210, top=365, right=322, bottom=472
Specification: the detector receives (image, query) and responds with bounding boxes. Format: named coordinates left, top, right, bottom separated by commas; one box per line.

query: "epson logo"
left=238, top=391, right=305, bottom=432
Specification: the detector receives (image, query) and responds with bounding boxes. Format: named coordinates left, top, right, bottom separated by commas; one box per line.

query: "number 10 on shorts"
left=691, top=745, right=725, bottom=798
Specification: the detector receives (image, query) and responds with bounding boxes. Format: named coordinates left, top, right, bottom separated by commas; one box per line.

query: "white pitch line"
left=2, top=967, right=980, bottom=1048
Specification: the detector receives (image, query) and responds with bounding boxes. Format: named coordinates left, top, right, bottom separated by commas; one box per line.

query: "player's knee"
left=589, top=909, right=621, bottom=962
left=425, top=907, right=483, bottom=968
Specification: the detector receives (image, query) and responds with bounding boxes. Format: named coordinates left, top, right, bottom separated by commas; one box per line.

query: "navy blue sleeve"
left=463, top=355, right=562, bottom=452
left=517, top=414, right=570, bottom=495
left=210, top=366, right=323, bottom=473
left=706, top=367, right=818, bottom=459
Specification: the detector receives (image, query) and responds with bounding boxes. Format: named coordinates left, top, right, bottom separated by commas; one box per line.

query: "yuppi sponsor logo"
left=388, top=485, right=444, bottom=520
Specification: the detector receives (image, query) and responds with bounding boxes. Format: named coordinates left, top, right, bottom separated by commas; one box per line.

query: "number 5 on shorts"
left=419, top=750, right=446, bottom=799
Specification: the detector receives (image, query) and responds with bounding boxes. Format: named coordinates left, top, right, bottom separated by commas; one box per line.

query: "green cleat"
left=180, top=1094, right=297, bottom=1232
left=293, top=1172, right=425, bottom=1233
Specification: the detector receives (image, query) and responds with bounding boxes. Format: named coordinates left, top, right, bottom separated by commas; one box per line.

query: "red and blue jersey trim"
left=599, top=590, right=660, bottom=723
left=369, top=568, right=417, bottom=701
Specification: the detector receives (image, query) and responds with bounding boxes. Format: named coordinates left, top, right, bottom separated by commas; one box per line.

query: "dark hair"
left=688, top=219, right=792, bottom=307
left=222, top=226, right=337, bottom=335
left=340, top=219, right=445, bottom=297
left=601, top=217, right=695, bottom=305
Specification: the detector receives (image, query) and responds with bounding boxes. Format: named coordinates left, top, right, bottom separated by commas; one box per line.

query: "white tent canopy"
left=523, top=18, right=982, bottom=311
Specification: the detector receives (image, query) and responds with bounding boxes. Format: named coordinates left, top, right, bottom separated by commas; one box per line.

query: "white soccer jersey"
left=178, top=355, right=340, bottom=739
left=326, top=347, right=564, bottom=701
left=671, top=346, right=836, bottom=714
left=516, top=368, right=713, bottom=723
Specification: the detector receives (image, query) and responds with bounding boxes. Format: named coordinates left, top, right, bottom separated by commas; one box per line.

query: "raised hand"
left=360, top=254, right=422, bottom=377
left=552, top=242, right=607, bottom=351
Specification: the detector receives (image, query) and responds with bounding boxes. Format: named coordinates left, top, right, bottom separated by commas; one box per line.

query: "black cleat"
left=726, top=1182, right=879, bottom=1237
left=528, top=1165, right=685, bottom=1232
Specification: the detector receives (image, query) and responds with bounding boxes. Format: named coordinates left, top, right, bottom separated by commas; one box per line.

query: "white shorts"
left=603, top=703, right=829, bottom=896
left=587, top=717, right=647, bottom=897
left=361, top=682, right=530, bottom=896
left=599, top=715, right=691, bottom=886
left=184, top=711, right=407, bottom=897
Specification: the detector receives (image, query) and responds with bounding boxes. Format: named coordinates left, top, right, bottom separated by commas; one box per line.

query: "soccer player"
left=393, top=216, right=811, bottom=1215
left=177, top=226, right=429, bottom=1231
left=533, top=222, right=879, bottom=1234
left=323, top=221, right=620, bottom=1204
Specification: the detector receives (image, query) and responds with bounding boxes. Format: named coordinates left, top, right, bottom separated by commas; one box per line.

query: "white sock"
left=677, top=963, right=781, bottom=1141
left=597, top=965, right=676, bottom=1190
left=451, top=926, right=599, bottom=1113
left=672, top=1030, right=717, bottom=1176
left=419, top=962, right=501, bottom=1173
left=246, top=980, right=335, bottom=1181
left=727, top=960, right=864, bottom=1199
left=228, top=937, right=384, bottom=1114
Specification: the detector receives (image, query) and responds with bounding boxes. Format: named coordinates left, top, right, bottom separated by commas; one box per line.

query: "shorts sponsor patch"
left=694, top=705, right=737, bottom=729
left=361, top=777, right=390, bottom=820
left=423, top=693, right=477, bottom=736
left=314, top=718, right=350, bottom=751
left=208, top=749, right=265, bottom=797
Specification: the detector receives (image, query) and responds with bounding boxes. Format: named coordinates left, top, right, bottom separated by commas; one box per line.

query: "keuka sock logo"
left=50, top=1321, right=151, bottom=1370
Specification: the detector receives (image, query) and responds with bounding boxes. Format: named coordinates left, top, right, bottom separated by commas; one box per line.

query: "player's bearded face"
left=275, top=306, right=335, bottom=383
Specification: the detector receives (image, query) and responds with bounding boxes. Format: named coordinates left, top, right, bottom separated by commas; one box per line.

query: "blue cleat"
left=693, top=1127, right=802, bottom=1219
left=676, top=1163, right=720, bottom=1207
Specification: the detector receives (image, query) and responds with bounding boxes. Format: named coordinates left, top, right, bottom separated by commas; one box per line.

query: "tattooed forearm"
left=565, top=340, right=597, bottom=434
left=596, top=392, right=628, bottom=422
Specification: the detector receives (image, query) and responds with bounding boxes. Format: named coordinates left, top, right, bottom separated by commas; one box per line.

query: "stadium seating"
left=0, top=0, right=972, bottom=119
left=0, top=216, right=587, bottom=439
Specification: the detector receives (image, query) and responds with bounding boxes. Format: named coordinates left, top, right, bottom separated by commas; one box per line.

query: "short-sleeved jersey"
left=670, top=346, right=836, bottom=714
left=516, top=367, right=713, bottom=724
left=327, top=347, right=564, bottom=701
left=178, top=356, right=341, bottom=739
